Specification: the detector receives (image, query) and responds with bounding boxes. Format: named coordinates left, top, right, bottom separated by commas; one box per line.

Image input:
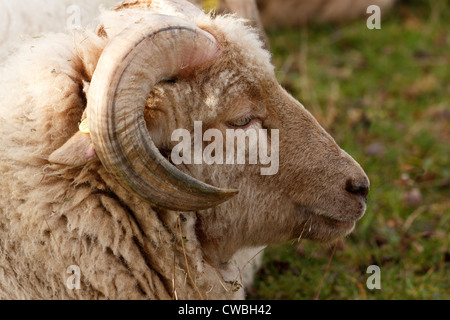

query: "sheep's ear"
left=49, top=131, right=96, bottom=166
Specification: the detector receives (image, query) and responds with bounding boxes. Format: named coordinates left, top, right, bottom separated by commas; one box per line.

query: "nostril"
left=345, top=179, right=369, bottom=198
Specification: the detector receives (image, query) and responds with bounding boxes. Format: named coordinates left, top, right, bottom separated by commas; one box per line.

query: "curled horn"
left=87, top=15, right=238, bottom=211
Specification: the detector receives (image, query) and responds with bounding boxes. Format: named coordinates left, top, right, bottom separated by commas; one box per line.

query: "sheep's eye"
left=162, top=78, right=177, bottom=84
left=227, top=116, right=255, bottom=128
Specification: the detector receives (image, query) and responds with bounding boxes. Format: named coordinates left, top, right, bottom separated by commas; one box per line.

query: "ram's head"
left=51, top=0, right=369, bottom=264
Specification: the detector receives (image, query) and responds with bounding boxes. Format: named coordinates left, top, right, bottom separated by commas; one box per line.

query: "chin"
left=293, top=207, right=361, bottom=243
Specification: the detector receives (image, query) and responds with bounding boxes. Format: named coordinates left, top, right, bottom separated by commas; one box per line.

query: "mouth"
left=295, top=205, right=363, bottom=242
left=314, top=213, right=356, bottom=231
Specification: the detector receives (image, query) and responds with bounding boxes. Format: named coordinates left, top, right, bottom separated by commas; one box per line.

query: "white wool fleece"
left=0, top=0, right=119, bottom=60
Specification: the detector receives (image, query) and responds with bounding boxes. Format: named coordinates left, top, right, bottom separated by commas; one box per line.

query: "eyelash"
left=227, top=115, right=255, bottom=128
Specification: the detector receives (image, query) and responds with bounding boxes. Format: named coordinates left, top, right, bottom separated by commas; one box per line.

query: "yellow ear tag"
left=79, top=118, right=90, bottom=134
left=202, top=0, right=220, bottom=11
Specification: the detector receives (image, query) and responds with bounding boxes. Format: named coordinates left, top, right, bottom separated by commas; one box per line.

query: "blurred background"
left=248, top=0, right=449, bottom=300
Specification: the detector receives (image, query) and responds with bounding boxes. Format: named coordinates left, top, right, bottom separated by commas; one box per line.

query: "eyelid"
left=227, top=115, right=257, bottom=128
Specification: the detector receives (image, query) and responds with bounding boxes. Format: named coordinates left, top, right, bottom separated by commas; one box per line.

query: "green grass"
left=249, top=0, right=450, bottom=300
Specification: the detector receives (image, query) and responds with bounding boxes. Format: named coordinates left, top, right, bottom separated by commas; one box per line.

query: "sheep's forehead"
left=140, top=11, right=275, bottom=121
left=151, top=66, right=266, bottom=125
left=198, top=15, right=275, bottom=75
left=200, top=71, right=248, bottom=119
